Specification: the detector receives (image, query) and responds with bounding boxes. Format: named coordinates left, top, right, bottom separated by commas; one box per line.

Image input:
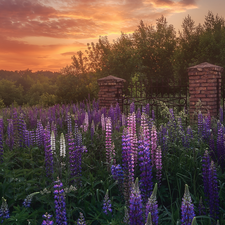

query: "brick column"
left=188, top=62, right=223, bottom=123
left=97, top=75, right=126, bottom=110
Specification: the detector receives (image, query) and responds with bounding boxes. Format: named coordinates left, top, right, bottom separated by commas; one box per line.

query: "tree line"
left=1, top=11, right=225, bottom=107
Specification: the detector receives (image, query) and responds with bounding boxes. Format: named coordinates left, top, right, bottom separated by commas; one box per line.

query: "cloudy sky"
left=0, top=0, right=224, bottom=72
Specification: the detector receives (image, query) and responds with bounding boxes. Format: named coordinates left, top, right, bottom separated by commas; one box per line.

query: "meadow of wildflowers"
left=0, top=100, right=225, bottom=224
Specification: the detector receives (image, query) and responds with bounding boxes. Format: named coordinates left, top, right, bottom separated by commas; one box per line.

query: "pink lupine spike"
left=151, top=125, right=157, bottom=167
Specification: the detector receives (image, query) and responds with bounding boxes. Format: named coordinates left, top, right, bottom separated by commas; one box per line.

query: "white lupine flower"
left=83, top=112, right=89, bottom=132
left=50, top=131, right=55, bottom=154
left=60, top=133, right=66, bottom=158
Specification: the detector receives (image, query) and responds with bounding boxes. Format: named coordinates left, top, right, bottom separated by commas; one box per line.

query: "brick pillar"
left=97, top=75, right=126, bottom=110
left=188, top=62, right=223, bottom=123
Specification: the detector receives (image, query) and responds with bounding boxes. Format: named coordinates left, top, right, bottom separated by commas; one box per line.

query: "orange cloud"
left=0, top=0, right=199, bottom=71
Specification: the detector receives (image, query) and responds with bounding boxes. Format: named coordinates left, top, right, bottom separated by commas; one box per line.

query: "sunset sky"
left=0, top=0, right=225, bottom=72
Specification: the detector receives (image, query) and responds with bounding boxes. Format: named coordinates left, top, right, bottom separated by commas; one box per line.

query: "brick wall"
left=97, top=75, right=126, bottom=110
left=188, top=62, right=223, bottom=122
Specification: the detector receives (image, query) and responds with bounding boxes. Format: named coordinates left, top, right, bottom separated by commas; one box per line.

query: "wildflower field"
left=0, top=100, right=225, bottom=224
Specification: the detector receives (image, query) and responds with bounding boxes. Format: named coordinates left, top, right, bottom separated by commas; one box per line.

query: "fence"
left=97, top=62, right=224, bottom=124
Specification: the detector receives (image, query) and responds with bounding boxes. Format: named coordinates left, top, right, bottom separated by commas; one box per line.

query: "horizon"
left=0, top=0, right=225, bottom=72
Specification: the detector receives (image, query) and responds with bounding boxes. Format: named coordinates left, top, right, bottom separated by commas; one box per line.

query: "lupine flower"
left=0, top=197, right=10, bottom=223
left=219, top=106, right=223, bottom=123
left=68, top=133, right=76, bottom=182
left=155, top=147, right=162, bottom=186
left=217, top=125, right=224, bottom=168
left=111, top=164, right=124, bottom=185
left=23, top=192, right=39, bottom=208
left=101, top=114, right=105, bottom=131
left=202, top=150, right=211, bottom=201
left=122, top=113, right=126, bottom=127
left=50, top=131, right=56, bottom=155
left=12, top=109, right=19, bottom=149
left=44, top=129, right=54, bottom=180
left=42, top=212, right=54, bottom=225
left=103, top=189, right=112, bottom=215
left=54, top=178, right=67, bottom=225
left=90, top=120, right=95, bottom=141
left=152, top=110, right=155, bottom=121
left=67, top=112, right=72, bottom=134
left=111, top=164, right=124, bottom=195
left=138, top=130, right=153, bottom=203
left=18, top=113, right=26, bottom=147
left=60, top=133, right=66, bottom=158
left=181, top=184, right=195, bottom=225
left=122, top=129, right=134, bottom=200
left=106, top=117, right=113, bottom=170
left=129, top=178, right=144, bottom=225
left=123, top=206, right=129, bottom=224
left=83, top=112, right=89, bottom=132
left=128, top=112, right=138, bottom=165
left=145, top=212, right=153, bottom=225
left=151, top=125, right=157, bottom=167
left=6, top=119, right=14, bottom=150
left=209, top=161, right=219, bottom=221
left=77, top=212, right=86, bottom=225
left=136, top=108, right=141, bottom=127
left=145, top=183, right=158, bottom=225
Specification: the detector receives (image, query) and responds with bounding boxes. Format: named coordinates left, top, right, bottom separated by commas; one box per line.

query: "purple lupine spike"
left=122, top=128, right=133, bottom=204
left=67, top=112, right=72, bottom=135
left=90, top=120, right=95, bottom=141
left=167, top=108, right=177, bottom=141
left=44, top=129, right=54, bottom=180
left=77, top=212, right=86, bottom=225
left=152, top=109, right=155, bottom=121
left=0, top=197, right=10, bottom=223
left=209, top=161, right=219, bottom=221
left=6, top=119, right=14, bottom=151
left=219, top=106, right=223, bottom=123
left=111, top=164, right=124, bottom=188
left=141, top=113, right=150, bottom=147
left=129, top=178, right=144, bottom=225
left=68, top=133, right=76, bottom=183
left=12, top=109, right=19, bottom=149
left=103, top=189, right=112, bottom=215
left=130, top=102, right=135, bottom=114
left=145, top=183, right=158, bottom=225
left=23, top=192, right=39, bottom=208
left=155, top=146, right=162, bottom=186
left=202, top=150, right=211, bottom=201
left=42, top=212, right=54, bottom=225
left=0, top=118, right=3, bottom=163
left=53, top=178, right=67, bottom=225
left=217, top=125, right=223, bottom=166
left=18, top=113, right=26, bottom=147
left=136, top=108, right=141, bottom=127
left=145, top=104, right=150, bottom=116
left=138, top=130, right=153, bottom=203
left=181, top=184, right=195, bottom=225
left=150, top=125, right=157, bottom=167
